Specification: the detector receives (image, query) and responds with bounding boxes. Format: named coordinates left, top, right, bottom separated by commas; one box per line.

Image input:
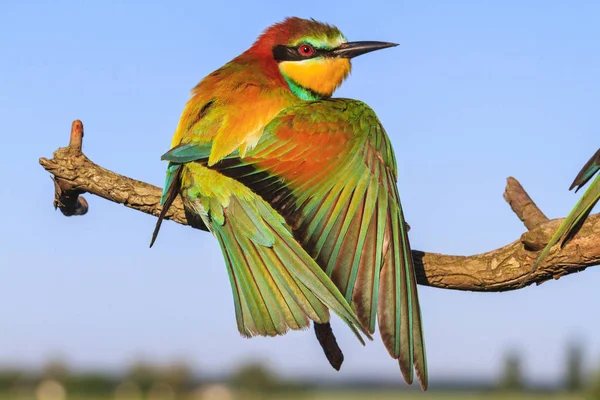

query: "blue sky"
left=1, top=0, right=599, bottom=385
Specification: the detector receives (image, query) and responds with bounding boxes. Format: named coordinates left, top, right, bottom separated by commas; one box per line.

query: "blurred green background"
left=2, top=342, right=600, bottom=400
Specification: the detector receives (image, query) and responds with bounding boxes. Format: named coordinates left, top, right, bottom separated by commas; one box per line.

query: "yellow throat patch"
left=279, top=58, right=351, bottom=97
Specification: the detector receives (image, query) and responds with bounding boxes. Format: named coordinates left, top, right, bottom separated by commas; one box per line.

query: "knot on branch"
left=520, top=219, right=562, bottom=251
left=52, top=176, right=88, bottom=216
left=42, top=120, right=89, bottom=217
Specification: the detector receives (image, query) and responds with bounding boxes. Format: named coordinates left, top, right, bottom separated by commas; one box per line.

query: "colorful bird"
left=152, top=17, right=427, bottom=389
left=535, top=148, right=600, bottom=268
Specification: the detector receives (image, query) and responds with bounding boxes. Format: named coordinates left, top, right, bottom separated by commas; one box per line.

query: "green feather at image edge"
left=534, top=149, right=600, bottom=269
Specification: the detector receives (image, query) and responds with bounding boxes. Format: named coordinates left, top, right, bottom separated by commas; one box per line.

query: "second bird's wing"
left=535, top=148, right=600, bottom=268
left=163, top=98, right=427, bottom=389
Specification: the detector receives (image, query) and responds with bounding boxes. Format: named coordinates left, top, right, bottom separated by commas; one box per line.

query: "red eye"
left=298, top=44, right=315, bottom=56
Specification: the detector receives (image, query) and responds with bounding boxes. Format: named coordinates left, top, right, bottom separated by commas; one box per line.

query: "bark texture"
left=40, top=121, right=600, bottom=293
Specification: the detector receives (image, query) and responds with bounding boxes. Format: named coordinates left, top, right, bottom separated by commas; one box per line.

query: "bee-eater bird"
left=535, top=148, right=600, bottom=268
left=151, top=17, right=427, bottom=389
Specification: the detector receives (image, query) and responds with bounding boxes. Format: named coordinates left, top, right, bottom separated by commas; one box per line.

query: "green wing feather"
left=177, top=163, right=370, bottom=342
left=172, top=99, right=428, bottom=389
left=534, top=148, right=600, bottom=268
left=570, top=149, right=600, bottom=192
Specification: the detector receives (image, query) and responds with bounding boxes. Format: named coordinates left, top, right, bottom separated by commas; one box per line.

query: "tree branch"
left=40, top=121, right=600, bottom=293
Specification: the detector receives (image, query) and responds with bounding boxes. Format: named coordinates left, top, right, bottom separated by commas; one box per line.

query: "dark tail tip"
left=314, top=322, right=344, bottom=371
left=150, top=165, right=183, bottom=248
left=149, top=217, right=163, bottom=248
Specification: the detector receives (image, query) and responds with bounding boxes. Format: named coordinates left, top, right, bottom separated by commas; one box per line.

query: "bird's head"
left=250, top=17, right=397, bottom=100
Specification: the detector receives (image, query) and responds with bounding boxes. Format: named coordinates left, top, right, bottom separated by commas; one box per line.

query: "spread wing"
left=163, top=98, right=427, bottom=389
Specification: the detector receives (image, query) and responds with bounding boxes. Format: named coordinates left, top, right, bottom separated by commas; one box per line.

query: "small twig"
left=69, top=120, right=84, bottom=154
left=504, top=177, right=549, bottom=230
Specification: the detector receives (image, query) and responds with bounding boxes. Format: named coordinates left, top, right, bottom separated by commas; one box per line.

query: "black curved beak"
left=331, top=41, right=398, bottom=59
